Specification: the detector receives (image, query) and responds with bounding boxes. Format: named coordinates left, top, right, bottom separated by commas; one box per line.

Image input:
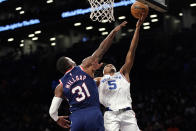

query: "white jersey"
left=99, top=72, right=132, bottom=111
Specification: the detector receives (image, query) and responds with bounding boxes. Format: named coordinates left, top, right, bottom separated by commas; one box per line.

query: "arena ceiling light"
left=121, top=33, right=126, bottom=36
left=74, top=22, right=82, bottom=26
left=174, top=19, right=180, bottom=24
left=20, top=43, right=24, bottom=47
left=51, top=42, right=56, bottom=46
left=16, top=7, right=22, bottom=11
left=165, top=15, right=170, bottom=19
left=143, top=26, right=150, bottom=30
left=19, top=10, right=25, bottom=14
left=151, top=18, right=159, bottom=22
left=21, top=40, right=24, bottom=43
left=127, top=29, right=134, bottom=32
left=86, top=26, right=93, bottom=30
left=32, top=37, right=38, bottom=41
left=99, top=28, right=106, bottom=31
left=179, top=13, right=183, bottom=16
left=190, top=3, right=196, bottom=7
left=50, top=37, right=56, bottom=41
left=118, top=16, right=126, bottom=20
left=143, top=22, right=150, bottom=26
left=35, top=30, right=41, bottom=34
left=47, top=0, right=53, bottom=4
left=28, top=34, right=35, bottom=37
left=8, top=38, right=14, bottom=42
left=150, top=14, right=157, bottom=18
left=102, top=32, right=108, bottom=35
left=101, top=20, right=108, bottom=23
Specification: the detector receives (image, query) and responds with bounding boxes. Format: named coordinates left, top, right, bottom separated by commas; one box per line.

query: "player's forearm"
left=129, top=27, right=140, bottom=55
left=99, top=29, right=118, bottom=53
left=93, top=29, right=118, bottom=61
left=121, top=27, right=140, bottom=74
left=92, top=21, right=127, bottom=61
left=49, top=84, right=63, bottom=121
left=49, top=96, right=63, bottom=121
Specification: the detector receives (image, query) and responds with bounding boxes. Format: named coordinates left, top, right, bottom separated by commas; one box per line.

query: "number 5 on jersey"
left=108, top=80, right=117, bottom=90
left=72, top=82, right=90, bottom=102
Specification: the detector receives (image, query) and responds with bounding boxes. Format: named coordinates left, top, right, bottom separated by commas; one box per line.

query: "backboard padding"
left=137, top=0, right=167, bottom=12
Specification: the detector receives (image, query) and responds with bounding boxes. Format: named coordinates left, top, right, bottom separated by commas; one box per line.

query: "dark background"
left=0, top=0, right=196, bottom=131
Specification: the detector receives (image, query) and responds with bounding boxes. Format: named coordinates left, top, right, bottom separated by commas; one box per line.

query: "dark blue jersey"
left=60, top=66, right=100, bottom=112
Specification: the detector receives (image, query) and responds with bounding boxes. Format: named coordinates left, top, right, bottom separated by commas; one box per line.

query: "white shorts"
left=104, top=110, right=140, bottom=131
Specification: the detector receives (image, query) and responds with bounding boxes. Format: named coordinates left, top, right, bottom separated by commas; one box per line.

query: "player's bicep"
left=55, top=84, right=63, bottom=98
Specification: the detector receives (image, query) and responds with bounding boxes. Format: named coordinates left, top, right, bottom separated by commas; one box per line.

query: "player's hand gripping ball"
left=131, top=1, right=149, bottom=19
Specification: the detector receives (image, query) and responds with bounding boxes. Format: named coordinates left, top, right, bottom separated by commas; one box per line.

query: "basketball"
left=131, top=1, right=149, bottom=19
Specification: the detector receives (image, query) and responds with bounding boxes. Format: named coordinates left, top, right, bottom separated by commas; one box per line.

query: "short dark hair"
left=56, top=56, right=72, bottom=74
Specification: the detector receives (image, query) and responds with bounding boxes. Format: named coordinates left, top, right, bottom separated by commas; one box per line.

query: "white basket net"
left=88, top=0, right=115, bottom=23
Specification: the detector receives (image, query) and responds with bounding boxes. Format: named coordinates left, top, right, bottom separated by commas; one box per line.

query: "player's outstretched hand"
left=57, top=116, right=70, bottom=128
left=92, top=59, right=103, bottom=70
left=136, top=13, right=145, bottom=28
left=114, top=21, right=128, bottom=32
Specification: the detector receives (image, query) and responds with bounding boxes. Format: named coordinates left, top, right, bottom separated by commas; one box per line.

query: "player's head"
left=56, top=56, right=76, bottom=74
left=103, top=64, right=116, bottom=75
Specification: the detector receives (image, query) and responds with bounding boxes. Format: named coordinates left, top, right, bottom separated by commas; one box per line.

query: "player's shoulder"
left=115, top=71, right=121, bottom=75
left=61, top=66, right=77, bottom=79
left=114, top=71, right=121, bottom=77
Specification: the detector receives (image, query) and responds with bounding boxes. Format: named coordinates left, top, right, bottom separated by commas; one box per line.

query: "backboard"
left=137, top=0, right=167, bottom=12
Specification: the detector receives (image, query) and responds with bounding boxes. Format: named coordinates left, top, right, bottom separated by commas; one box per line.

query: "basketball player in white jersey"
left=94, top=15, right=145, bottom=131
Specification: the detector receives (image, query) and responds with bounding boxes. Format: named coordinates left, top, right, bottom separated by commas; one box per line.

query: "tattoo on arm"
left=92, top=30, right=117, bottom=61
left=82, top=21, right=128, bottom=68
left=81, top=30, right=117, bottom=68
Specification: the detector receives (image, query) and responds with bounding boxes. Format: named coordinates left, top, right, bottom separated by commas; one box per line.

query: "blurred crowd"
left=0, top=26, right=196, bottom=131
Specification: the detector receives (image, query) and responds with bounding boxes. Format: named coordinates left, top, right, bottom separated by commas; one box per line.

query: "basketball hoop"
left=88, top=0, right=115, bottom=23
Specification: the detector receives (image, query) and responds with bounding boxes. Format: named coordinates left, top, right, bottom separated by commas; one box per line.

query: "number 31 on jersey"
left=72, top=82, right=90, bottom=102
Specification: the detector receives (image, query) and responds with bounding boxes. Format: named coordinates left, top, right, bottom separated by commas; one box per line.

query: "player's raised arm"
left=120, top=15, right=145, bottom=81
left=81, top=21, right=127, bottom=69
left=91, top=21, right=127, bottom=62
left=49, top=84, right=70, bottom=128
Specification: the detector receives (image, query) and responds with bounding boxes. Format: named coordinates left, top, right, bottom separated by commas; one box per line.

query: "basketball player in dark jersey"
left=49, top=21, right=127, bottom=131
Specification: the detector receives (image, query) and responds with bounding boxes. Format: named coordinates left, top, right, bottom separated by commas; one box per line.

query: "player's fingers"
left=123, top=21, right=128, bottom=24
left=58, top=123, right=67, bottom=128
left=122, top=21, right=128, bottom=26
left=141, top=13, right=145, bottom=21
left=66, top=120, right=71, bottom=124
left=61, top=120, right=70, bottom=128
left=64, top=124, right=70, bottom=128
left=61, top=124, right=68, bottom=128
left=62, top=119, right=70, bottom=124
left=138, top=15, right=144, bottom=24
left=62, top=116, right=69, bottom=119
